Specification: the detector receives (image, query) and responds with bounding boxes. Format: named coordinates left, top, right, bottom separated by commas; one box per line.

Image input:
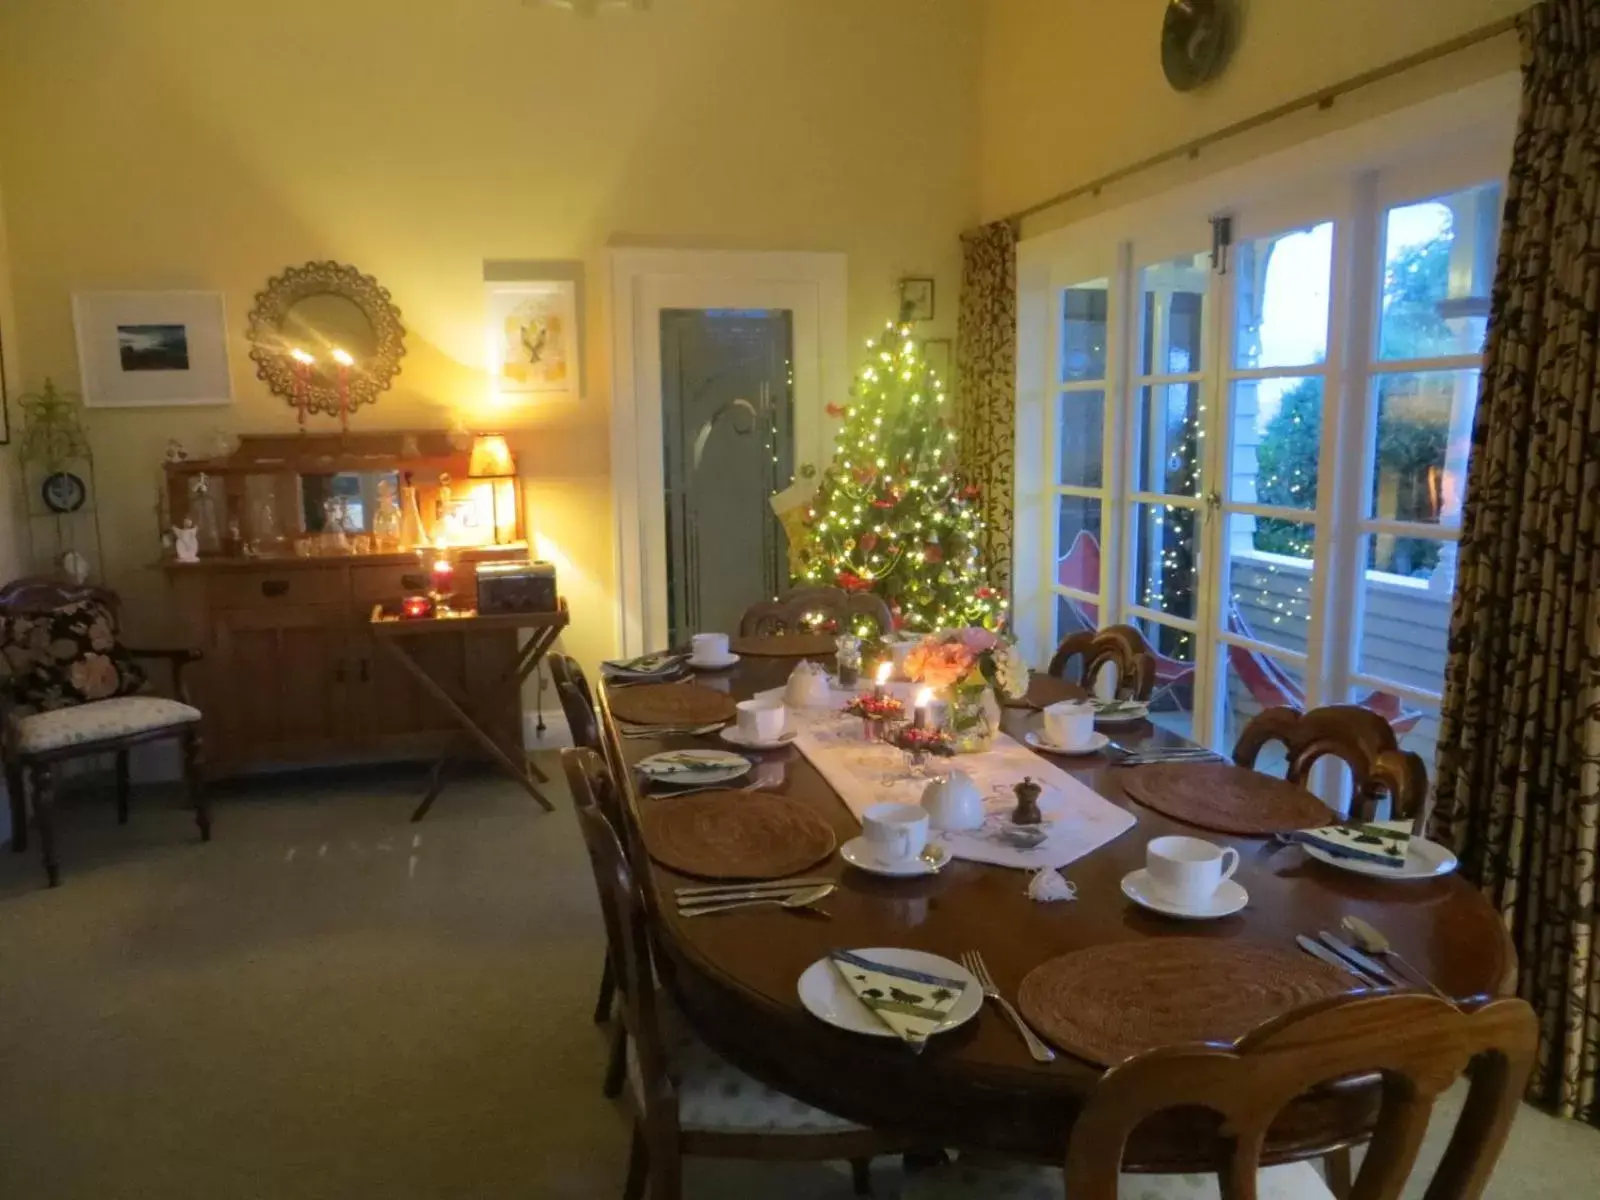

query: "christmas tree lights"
left=793, top=320, right=1003, bottom=631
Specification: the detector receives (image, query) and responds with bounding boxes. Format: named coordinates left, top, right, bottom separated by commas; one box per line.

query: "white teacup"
left=1145, top=835, right=1240, bottom=909
left=1042, top=700, right=1096, bottom=749
left=735, top=698, right=786, bottom=741
left=862, top=802, right=929, bottom=864
left=692, top=632, right=730, bottom=663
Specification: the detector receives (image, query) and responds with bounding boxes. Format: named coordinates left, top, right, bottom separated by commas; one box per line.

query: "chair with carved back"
left=1046, top=624, right=1157, bottom=703
left=0, top=577, right=209, bottom=887
left=904, top=990, right=1538, bottom=1200
left=562, top=746, right=908, bottom=1200
left=1233, top=705, right=1431, bottom=824
left=739, top=587, right=894, bottom=637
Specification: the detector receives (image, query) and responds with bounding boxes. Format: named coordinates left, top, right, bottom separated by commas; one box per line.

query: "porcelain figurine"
left=920, top=769, right=985, bottom=832
left=172, top=519, right=200, bottom=563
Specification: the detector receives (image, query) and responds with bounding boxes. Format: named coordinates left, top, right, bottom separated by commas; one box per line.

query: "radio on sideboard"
left=476, top=560, right=558, bottom=614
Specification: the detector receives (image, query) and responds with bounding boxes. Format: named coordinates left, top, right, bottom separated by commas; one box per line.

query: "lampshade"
left=468, top=434, right=515, bottom=477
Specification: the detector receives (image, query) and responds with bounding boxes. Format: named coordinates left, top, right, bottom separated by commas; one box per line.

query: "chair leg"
left=603, top=1021, right=628, bottom=1099
left=115, top=749, right=131, bottom=825
left=1324, top=1148, right=1353, bottom=1199
left=850, top=1158, right=872, bottom=1196
left=31, top=763, right=60, bottom=887
left=648, top=1130, right=680, bottom=1200
left=182, top=726, right=211, bottom=842
left=595, top=954, right=617, bottom=1024
left=6, top=762, right=26, bottom=852
left=622, top=1119, right=649, bottom=1200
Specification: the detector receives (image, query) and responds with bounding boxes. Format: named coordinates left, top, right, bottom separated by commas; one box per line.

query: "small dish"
left=636, top=748, right=751, bottom=787
left=1024, top=730, right=1110, bottom=756
left=1120, top=868, right=1248, bottom=920
left=718, top=726, right=797, bottom=750
left=1092, top=699, right=1150, bottom=725
left=1303, top=837, right=1458, bottom=880
left=689, top=652, right=741, bottom=671
left=839, top=837, right=949, bottom=878
left=797, top=947, right=980, bottom=1038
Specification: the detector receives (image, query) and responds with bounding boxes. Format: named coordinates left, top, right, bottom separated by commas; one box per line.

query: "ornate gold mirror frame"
left=246, top=261, right=406, bottom=417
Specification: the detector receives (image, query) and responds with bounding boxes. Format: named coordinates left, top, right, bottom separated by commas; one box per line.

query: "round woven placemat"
left=729, top=632, right=837, bottom=658
left=1017, top=938, right=1352, bottom=1066
left=639, top=791, right=837, bottom=881
left=1121, top=762, right=1335, bottom=835
left=608, top=683, right=736, bottom=727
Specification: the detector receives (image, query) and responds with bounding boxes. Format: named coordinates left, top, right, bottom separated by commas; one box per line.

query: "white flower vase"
left=951, top=686, right=1002, bottom=754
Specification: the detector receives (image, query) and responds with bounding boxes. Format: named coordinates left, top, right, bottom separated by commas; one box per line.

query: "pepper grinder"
left=1011, top=776, right=1043, bottom=826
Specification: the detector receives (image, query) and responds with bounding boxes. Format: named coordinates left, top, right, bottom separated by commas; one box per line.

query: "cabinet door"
left=355, top=629, right=471, bottom=748
left=213, top=605, right=352, bottom=764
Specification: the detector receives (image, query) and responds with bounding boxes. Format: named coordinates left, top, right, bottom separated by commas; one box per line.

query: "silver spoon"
left=679, top=882, right=835, bottom=917
left=1340, top=915, right=1448, bottom=1000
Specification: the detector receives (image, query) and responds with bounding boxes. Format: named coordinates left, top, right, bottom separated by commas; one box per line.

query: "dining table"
left=598, top=654, right=1516, bottom=1169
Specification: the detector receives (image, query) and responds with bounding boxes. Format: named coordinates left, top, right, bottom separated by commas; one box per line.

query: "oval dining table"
left=599, top=656, right=1515, bottom=1169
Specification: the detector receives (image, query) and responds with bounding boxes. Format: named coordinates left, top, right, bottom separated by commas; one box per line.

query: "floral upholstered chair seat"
left=13, top=696, right=201, bottom=754
left=903, top=1158, right=1331, bottom=1200
left=627, top=994, right=867, bottom=1135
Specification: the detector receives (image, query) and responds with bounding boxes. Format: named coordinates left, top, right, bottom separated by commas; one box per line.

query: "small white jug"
left=920, top=769, right=985, bottom=832
left=784, top=661, right=832, bottom=708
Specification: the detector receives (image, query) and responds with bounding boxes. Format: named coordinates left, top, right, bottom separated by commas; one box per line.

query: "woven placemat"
left=1017, top=938, right=1352, bottom=1066
left=729, top=632, right=837, bottom=658
left=1121, top=763, right=1335, bottom=835
left=638, top=791, right=837, bottom=881
left=608, top=683, right=736, bottom=727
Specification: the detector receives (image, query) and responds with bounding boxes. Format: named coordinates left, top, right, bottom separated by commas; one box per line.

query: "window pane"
left=1226, top=515, right=1315, bottom=656
left=1134, top=616, right=1196, bottom=743
left=1057, top=390, right=1105, bottom=487
left=1346, top=686, right=1440, bottom=788
left=1136, top=384, right=1202, bottom=496
left=1356, top=535, right=1452, bottom=691
left=1132, top=502, right=1199, bottom=620
left=1370, top=370, right=1477, bottom=525
left=1139, top=253, right=1208, bottom=375
left=1378, top=182, right=1502, bottom=360
left=1056, top=593, right=1098, bottom=642
left=1219, top=641, right=1306, bottom=774
left=1233, top=223, right=1333, bottom=370
left=1055, top=496, right=1102, bottom=593
left=1228, top=377, right=1321, bottom=509
left=1060, top=281, right=1110, bottom=382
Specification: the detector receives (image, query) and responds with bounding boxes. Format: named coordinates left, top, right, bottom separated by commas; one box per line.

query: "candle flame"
left=874, top=661, right=891, bottom=685
left=915, top=687, right=934, bottom=707
left=331, top=348, right=354, bottom=366
left=290, top=348, right=315, bottom=365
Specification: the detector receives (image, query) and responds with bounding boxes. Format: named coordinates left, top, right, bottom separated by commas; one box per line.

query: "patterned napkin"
left=829, top=950, right=968, bottom=1048
left=1286, top=818, right=1413, bottom=868
left=603, top=650, right=687, bottom=679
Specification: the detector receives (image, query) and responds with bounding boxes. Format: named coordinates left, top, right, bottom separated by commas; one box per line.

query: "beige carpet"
left=0, top=759, right=1593, bottom=1199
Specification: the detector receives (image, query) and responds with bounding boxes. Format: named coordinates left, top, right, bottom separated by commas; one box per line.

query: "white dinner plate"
left=1303, top=837, right=1458, bottom=880
left=1121, top=868, right=1248, bottom=920
left=797, top=948, right=981, bottom=1038
left=1024, top=730, right=1110, bottom=756
left=839, top=837, right=950, bottom=877
left=635, top=749, right=751, bottom=787
left=1091, top=699, right=1150, bottom=725
left=689, top=653, right=741, bottom=671
left=718, top=726, right=797, bottom=751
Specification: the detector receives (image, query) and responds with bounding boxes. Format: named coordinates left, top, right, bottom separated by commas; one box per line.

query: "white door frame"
left=608, top=248, right=848, bottom=657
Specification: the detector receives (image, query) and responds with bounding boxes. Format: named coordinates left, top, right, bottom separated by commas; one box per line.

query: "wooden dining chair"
left=1046, top=624, right=1156, bottom=702
left=550, top=653, right=601, bottom=754
left=1233, top=705, right=1431, bottom=823
left=904, top=990, right=1538, bottom=1200
left=562, top=746, right=908, bottom=1200
left=739, top=588, right=894, bottom=637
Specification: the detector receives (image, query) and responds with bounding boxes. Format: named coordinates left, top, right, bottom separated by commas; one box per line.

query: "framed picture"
left=487, top=278, right=581, bottom=395
left=922, top=338, right=952, bottom=382
left=899, top=277, right=935, bottom=322
left=73, top=291, right=232, bottom=408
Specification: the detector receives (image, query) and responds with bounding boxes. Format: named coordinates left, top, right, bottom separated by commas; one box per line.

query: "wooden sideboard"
left=165, top=550, right=526, bottom=774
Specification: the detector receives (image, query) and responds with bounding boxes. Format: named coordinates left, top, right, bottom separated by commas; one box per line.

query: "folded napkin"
left=636, top=750, right=740, bottom=777
left=1287, top=818, right=1413, bottom=869
left=603, top=650, right=687, bottom=678
left=829, top=950, right=968, bottom=1048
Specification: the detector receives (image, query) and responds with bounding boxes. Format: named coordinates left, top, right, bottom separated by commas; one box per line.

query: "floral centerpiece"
left=842, top=693, right=904, bottom=741
left=902, top=627, right=1028, bottom=753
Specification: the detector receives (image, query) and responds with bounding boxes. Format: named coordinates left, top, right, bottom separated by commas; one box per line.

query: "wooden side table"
left=369, top=599, right=570, bottom=821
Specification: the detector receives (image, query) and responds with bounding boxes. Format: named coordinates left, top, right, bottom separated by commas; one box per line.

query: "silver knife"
left=674, top=877, right=832, bottom=900
left=1318, top=932, right=1399, bottom=986
left=676, top=885, right=814, bottom=909
left=1296, top=934, right=1379, bottom=986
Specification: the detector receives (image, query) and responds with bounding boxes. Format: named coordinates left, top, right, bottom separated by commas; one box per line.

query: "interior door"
left=660, top=310, right=795, bottom=646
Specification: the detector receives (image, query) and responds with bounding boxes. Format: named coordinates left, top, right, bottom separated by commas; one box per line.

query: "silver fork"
left=961, top=950, right=1056, bottom=1063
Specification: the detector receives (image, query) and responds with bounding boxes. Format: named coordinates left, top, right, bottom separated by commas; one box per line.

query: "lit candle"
left=913, top=686, right=933, bottom=730
left=873, top=661, right=891, bottom=701
left=290, top=348, right=314, bottom=428
left=429, top=554, right=454, bottom=602
left=331, top=347, right=354, bottom=432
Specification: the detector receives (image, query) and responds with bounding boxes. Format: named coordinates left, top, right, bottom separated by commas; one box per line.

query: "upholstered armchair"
left=0, top=578, right=209, bottom=887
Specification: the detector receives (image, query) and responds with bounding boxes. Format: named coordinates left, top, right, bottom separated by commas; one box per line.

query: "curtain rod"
left=1004, top=13, right=1521, bottom=226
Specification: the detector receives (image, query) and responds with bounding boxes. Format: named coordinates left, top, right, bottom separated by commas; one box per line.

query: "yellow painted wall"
left=0, top=0, right=980, bottom=664
left=979, top=0, right=1525, bottom=224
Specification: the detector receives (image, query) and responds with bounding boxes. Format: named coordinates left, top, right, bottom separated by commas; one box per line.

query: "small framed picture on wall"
left=73, top=291, right=233, bottom=408
left=486, top=278, right=582, bottom=396
left=899, top=277, right=935, bottom=322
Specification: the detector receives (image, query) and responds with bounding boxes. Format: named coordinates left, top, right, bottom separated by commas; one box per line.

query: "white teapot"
left=920, top=769, right=985, bottom=832
left=784, top=660, right=832, bottom=708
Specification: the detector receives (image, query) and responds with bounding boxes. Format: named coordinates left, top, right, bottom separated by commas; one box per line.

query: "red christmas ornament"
left=871, top=496, right=896, bottom=510
left=826, top=402, right=846, bottom=418
left=924, top=543, right=943, bottom=564
left=836, top=571, right=872, bottom=593
left=961, top=483, right=981, bottom=500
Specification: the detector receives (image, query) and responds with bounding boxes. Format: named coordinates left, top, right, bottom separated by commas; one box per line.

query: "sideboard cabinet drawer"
left=210, top=569, right=348, bottom=610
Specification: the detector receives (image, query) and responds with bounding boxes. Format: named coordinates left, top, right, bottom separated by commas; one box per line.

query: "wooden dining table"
left=599, top=656, right=1515, bottom=1169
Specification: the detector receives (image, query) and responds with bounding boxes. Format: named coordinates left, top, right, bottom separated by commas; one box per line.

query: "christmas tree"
left=792, top=320, right=1003, bottom=631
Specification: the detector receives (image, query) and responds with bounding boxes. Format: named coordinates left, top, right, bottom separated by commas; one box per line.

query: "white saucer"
left=1092, top=700, right=1150, bottom=725
left=1303, top=837, right=1458, bottom=880
left=1025, top=730, right=1110, bottom=756
left=636, top=749, right=751, bottom=787
left=718, top=726, right=797, bottom=750
left=839, top=836, right=950, bottom=877
left=1121, top=869, right=1248, bottom=920
left=797, top=948, right=981, bottom=1038
left=689, top=653, right=741, bottom=671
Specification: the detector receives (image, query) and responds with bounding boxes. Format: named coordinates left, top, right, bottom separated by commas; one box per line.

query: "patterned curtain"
left=1433, top=0, right=1600, bottom=1128
left=956, top=219, right=1019, bottom=599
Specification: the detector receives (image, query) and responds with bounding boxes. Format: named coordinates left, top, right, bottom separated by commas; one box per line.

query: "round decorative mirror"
left=247, top=261, right=406, bottom=417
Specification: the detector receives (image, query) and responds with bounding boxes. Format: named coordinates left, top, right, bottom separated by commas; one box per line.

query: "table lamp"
left=467, top=433, right=519, bottom=545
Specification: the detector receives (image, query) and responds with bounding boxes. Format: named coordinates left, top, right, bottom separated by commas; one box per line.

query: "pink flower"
left=904, top=638, right=976, bottom=689
left=957, top=627, right=998, bottom=653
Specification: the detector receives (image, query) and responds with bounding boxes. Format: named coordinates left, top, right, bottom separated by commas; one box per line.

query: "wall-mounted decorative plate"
left=1162, top=0, right=1236, bottom=93
left=41, top=471, right=88, bottom=514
